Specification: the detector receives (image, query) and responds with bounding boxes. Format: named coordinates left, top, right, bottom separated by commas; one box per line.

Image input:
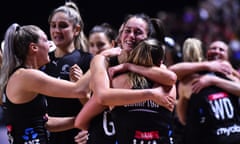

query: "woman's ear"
left=29, top=42, right=38, bottom=54
left=74, top=25, right=81, bottom=36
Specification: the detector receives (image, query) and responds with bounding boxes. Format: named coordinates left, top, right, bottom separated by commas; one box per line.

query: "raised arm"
left=90, top=55, right=176, bottom=108
left=15, top=68, right=91, bottom=99
left=192, top=74, right=240, bottom=96
left=102, top=47, right=176, bottom=86
left=169, top=60, right=232, bottom=80
left=109, top=63, right=177, bottom=86
left=45, top=115, right=75, bottom=132
left=90, top=55, right=155, bottom=105
left=74, top=95, right=107, bottom=130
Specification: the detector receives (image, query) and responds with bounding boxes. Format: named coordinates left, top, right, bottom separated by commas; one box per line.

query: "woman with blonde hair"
left=174, top=38, right=240, bottom=144
left=176, top=37, right=205, bottom=125
left=182, top=38, right=204, bottom=62
left=42, top=2, right=93, bottom=144
left=0, top=23, right=91, bottom=144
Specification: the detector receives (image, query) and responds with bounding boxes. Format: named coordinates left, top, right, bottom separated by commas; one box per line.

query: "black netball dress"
left=40, top=49, right=93, bottom=144
left=185, top=74, right=240, bottom=144
left=2, top=93, right=48, bottom=144
left=111, top=81, right=175, bottom=144
left=85, top=56, right=118, bottom=144
left=87, top=110, right=116, bottom=144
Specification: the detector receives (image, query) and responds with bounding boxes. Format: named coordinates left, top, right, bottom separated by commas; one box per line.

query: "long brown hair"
left=127, top=38, right=165, bottom=88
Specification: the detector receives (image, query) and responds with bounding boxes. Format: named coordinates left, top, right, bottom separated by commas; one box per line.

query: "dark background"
left=0, top=0, right=198, bottom=40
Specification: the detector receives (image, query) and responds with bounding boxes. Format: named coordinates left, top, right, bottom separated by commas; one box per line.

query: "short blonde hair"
left=182, top=38, right=204, bottom=62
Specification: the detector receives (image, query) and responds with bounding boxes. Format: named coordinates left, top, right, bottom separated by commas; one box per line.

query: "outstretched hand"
left=100, top=47, right=122, bottom=57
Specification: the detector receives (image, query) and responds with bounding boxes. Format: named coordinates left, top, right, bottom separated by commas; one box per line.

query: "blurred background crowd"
left=1, top=0, right=240, bottom=69
left=159, top=0, right=240, bottom=70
